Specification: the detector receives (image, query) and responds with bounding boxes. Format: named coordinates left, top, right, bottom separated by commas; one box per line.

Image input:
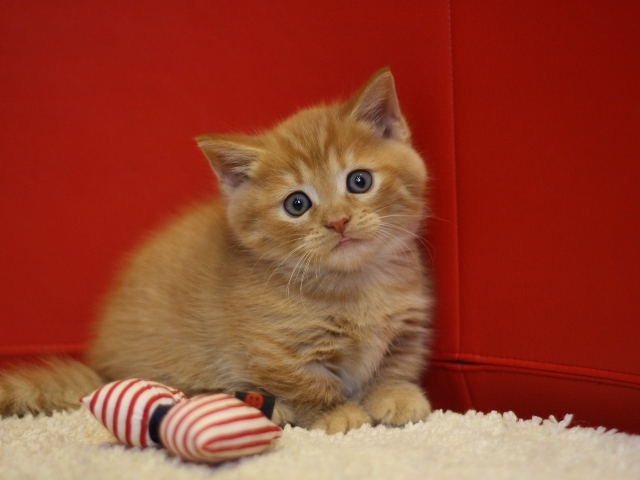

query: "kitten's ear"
left=345, top=67, right=410, bottom=142
left=196, top=134, right=262, bottom=191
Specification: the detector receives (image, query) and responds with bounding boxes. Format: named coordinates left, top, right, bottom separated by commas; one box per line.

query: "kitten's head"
left=197, top=68, right=427, bottom=274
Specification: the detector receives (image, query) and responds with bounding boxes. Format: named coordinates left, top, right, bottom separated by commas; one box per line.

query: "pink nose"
left=327, top=217, right=349, bottom=234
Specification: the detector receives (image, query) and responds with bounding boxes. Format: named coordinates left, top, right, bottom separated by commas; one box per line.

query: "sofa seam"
left=430, top=352, right=640, bottom=380
left=431, top=362, right=640, bottom=392
left=445, top=0, right=470, bottom=410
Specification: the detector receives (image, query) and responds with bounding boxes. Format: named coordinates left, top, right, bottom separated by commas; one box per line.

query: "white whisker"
left=377, top=213, right=424, bottom=220
left=287, top=248, right=314, bottom=298
left=299, top=250, right=316, bottom=295
left=251, top=234, right=306, bottom=273
left=262, top=241, right=311, bottom=296
left=377, top=225, right=421, bottom=269
left=378, top=222, right=434, bottom=264
left=371, top=231, right=402, bottom=264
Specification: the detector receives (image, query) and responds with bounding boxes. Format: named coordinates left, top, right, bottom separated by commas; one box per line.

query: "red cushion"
left=1, top=1, right=638, bottom=434
left=424, top=0, right=640, bottom=434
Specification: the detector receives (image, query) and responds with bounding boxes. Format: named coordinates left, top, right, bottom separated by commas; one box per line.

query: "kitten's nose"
left=327, top=217, right=349, bottom=235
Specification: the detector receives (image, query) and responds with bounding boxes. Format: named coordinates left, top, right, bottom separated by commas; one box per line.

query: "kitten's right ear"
left=196, top=134, right=262, bottom=191
left=345, top=67, right=410, bottom=142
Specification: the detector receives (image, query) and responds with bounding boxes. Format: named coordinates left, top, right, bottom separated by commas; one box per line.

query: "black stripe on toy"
left=148, top=404, right=172, bottom=446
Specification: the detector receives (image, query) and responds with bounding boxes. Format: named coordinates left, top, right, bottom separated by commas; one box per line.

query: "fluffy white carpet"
left=1, top=408, right=639, bottom=480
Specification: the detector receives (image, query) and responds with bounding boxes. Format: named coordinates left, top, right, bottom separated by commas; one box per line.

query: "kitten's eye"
left=283, top=191, right=312, bottom=217
left=347, top=170, right=373, bottom=194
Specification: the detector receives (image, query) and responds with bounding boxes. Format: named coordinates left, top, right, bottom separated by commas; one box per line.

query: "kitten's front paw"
left=271, top=401, right=296, bottom=427
left=361, top=381, right=431, bottom=426
left=311, top=401, right=372, bottom=435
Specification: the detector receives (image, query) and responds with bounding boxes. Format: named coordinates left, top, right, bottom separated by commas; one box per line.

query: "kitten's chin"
left=322, top=238, right=373, bottom=272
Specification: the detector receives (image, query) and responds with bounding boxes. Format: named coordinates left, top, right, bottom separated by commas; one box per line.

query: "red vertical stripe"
left=100, top=380, right=126, bottom=428
left=123, top=383, right=154, bottom=446
left=138, top=392, right=175, bottom=447
left=112, top=379, right=142, bottom=440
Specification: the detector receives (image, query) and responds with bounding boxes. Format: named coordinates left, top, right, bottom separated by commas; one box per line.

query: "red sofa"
left=2, top=1, right=638, bottom=433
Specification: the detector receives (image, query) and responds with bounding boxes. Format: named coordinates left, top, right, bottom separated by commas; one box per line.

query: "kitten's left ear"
left=196, top=134, right=263, bottom=193
left=345, top=67, right=410, bottom=142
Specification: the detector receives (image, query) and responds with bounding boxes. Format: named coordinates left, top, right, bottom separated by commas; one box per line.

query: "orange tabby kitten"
left=0, top=68, right=432, bottom=434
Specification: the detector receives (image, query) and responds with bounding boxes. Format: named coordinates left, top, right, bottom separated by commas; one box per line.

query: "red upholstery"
left=2, top=1, right=638, bottom=433
left=424, top=0, right=640, bottom=434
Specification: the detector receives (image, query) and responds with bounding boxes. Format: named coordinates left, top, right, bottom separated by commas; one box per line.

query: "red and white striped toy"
left=81, top=379, right=282, bottom=463
left=80, top=379, right=186, bottom=448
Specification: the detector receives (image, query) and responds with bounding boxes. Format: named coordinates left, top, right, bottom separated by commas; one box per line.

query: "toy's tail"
left=0, top=357, right=104, bottom=416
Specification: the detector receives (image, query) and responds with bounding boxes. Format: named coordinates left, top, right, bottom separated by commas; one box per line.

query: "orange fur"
left=0, top=358, right=103, bottom=416
left=1, top=68, right=433, bottom=433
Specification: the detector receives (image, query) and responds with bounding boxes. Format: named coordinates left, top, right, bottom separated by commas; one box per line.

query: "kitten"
left=0, top=68, right=433, bottom=434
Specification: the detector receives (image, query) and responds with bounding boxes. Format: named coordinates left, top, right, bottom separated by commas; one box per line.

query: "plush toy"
left=80, top=379, right=282, bottom=463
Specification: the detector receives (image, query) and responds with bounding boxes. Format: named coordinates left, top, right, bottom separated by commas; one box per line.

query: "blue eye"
left=284, top=191, right=312, bottom=217
left=347, top=170, right=373, bottom=193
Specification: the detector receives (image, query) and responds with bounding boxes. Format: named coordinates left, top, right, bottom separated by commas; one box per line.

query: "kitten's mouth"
left=332, top=236, right=360, bottom=250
